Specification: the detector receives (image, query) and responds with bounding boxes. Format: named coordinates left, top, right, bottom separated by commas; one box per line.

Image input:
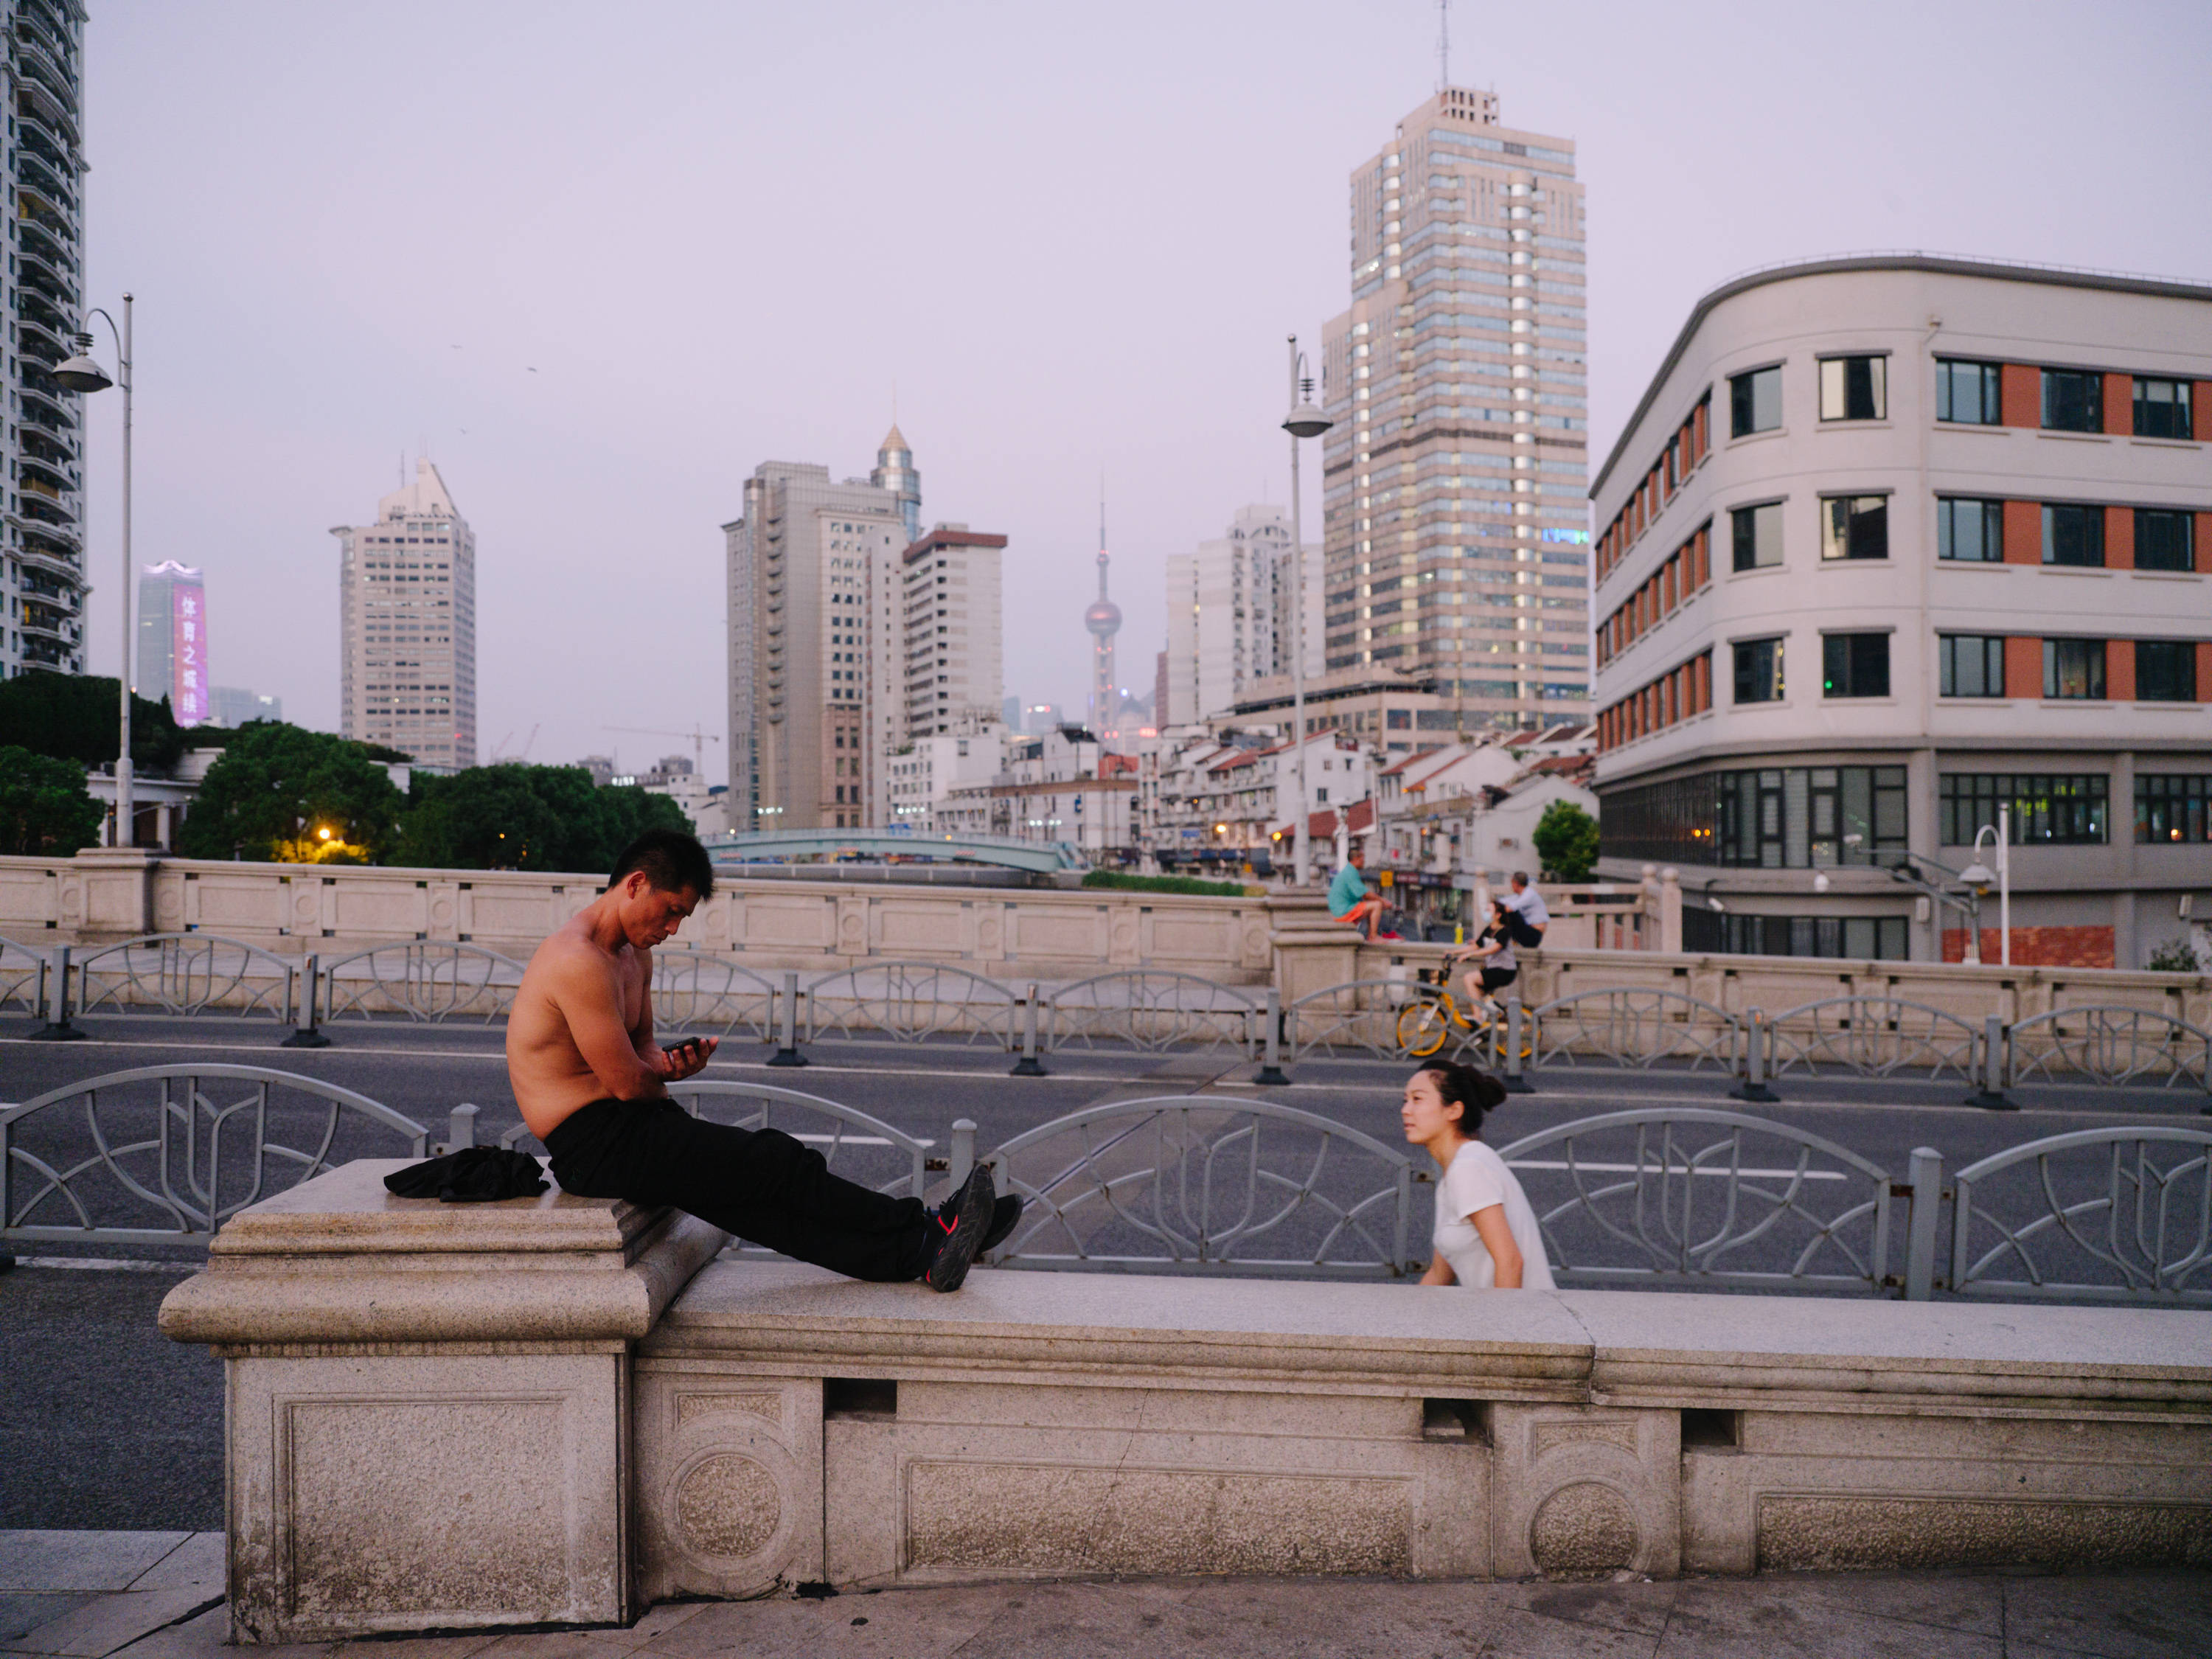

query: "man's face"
left=1511, top=876, right=1527, bottom=893
left=1350, top=850, right=1365, bottom=868
left=619, top=875, right=700, bottom=949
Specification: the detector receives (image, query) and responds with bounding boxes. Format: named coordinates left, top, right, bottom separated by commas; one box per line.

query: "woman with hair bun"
left=1401, top=1061, right=1554, bottom=1290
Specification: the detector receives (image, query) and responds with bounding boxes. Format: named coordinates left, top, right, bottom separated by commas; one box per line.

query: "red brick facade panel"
left=2199, top=642, right=2212, bottom=701
left=2000, top=362, right=2039, bottom=428
left=2197, top=514, right=2212, bottom=575
left=1941, top=926, right=2114, bottom=969
left=2196, top=380, right=2212, bottom=445
left=2004, top=634, right=2042, bottom=697
left=2002, top=499, right=2040, bottom=565
left=2106, top=505, right=2135, bottom=571
left=2107, top=638, right=2135, bottom=702
left=2103, top=372, right=2132, bottom=437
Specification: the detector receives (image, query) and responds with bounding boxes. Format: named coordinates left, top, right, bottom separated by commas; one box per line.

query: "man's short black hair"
left=609, top=828, right=714, bottom=900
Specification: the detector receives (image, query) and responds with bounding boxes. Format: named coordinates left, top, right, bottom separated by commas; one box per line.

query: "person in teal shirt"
left=1326, top=846, right=1393, bottom=940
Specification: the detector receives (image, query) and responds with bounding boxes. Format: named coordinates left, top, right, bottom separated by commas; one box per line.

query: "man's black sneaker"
left=922, top=1164, right=995, bottom=1292
left=981, top=1192, right=1023, bottom=1254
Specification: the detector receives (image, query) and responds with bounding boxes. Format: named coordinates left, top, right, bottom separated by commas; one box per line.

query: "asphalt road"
left=2, top=1012, right=2206, bottom=1530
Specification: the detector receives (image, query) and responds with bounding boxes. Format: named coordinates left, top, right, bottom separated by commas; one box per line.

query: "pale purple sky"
left=79, top=1, right=2212, bottom=785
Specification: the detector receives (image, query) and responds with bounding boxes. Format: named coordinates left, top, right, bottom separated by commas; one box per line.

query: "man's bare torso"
left=508, top=917, right=652, bottom=1141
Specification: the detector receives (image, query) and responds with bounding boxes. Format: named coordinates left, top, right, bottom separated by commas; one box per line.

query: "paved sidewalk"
left=4, top=1534, right=2208, bottom=1659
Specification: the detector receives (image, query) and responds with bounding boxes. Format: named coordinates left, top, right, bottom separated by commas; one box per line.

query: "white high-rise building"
left=3, top=0, right=88, bottom=684
left=1162, top=504, right=1322, bottom=726
left=900, top=524, right=1005, bottom=742
left=1320, top=86, right=1590, bottom=732
left=331, top=459, right=478, bottom=771
left=725, top=430, right=910, bottom=832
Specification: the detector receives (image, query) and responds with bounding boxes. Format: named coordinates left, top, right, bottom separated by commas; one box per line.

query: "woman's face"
left=1402, top=1070, right=1464, bottom=1146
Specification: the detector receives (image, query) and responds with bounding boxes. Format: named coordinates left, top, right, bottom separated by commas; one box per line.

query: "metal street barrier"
left=321, top=942, right=527, bottom=1024
left=652, top=950, right=779, bottom=1043
left=981, top=1094, right=1416, bottom=1278
left=1, top=939, right=49, bottom=1018
left=1, top=1063, right=428, bottom=1248
left=803, top=961, right=1017, bottom=1048
left=1527, top=987, right=1742, bottom=1074
left=74, top=933, right=296, bottom=1022
left=2006, top=1006, right=2212, bottom=1095
left=1045, top=971, right=1256, bottom=1056
left=1765, top=995, right=1981, bottom=1082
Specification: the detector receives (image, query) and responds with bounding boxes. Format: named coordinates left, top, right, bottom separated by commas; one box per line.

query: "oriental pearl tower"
left=1083, top=498, right=1121, bottom=735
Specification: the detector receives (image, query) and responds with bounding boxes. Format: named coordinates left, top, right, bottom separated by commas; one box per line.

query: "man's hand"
left=656, top=1036, right=719, bottom=1081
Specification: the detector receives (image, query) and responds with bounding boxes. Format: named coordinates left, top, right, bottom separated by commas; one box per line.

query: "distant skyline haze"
left=74, top=0, right=2212, bottom=789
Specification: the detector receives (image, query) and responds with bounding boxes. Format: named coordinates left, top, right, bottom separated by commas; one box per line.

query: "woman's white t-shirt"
left=1432, top=1138, right=1554, bottom=1290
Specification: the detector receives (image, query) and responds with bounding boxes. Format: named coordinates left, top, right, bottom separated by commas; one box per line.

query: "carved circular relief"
left=675, top=1453, right=782, bottom=1560
left=1530, top=1481, right=1640, bottom=1575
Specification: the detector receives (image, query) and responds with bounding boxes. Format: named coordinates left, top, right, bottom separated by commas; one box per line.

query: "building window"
left=1729, top=366, right=1781, bottom=437
left=1682, top=909, right=1910, bottom=961
left=1818, top=355, right=1886, bottom=421
left=2135, top=508, right=2195, bottom=573
left=2137, top=775, right=2212, bottom=844
left=1728, top=501, right=1783, bottom=571
left=1935, top=359, right=2003, bottom=425
left=1731, top=637, right=1783, bottom=704
left=1935, top=497, right=2003, bottom=562
left=2135, top=639, right=2198, bottom=703
left=1820, top=495, right=1888, bottom=560
left=2133, top=377, right=2194, bottom=440
left=1822, top=632, right=1890, bottom=698
left=1941, top=773, right=2107, bottom=845
left=1938, top=634, right=2006, bottom=697
left=2041, top=368, right=2104, bottom=433
left=2042, top=638, right=2107, bottom=700
left=2042, top=503, right=2104, bottom=567
left=1600, top=765, right=1906, bottom=869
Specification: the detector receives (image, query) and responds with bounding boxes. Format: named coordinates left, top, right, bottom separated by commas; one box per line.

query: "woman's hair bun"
left=1419, top=1060, right=1506, bottom=1131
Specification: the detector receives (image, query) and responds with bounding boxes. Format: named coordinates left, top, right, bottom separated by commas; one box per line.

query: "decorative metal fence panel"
left=1, top=1064, right=428, bottom=1247
left=1046, top=971, right=1255, bottom=1055
left=1948, top=1126, right=2212, bottom=1304
left=982, top=1095, right=1415, bottom=1276
left=2006, top=1007, right=2212, bottom=1093
left=804, top=961, right=1016, bottom=1048
left=1766, top=996, right=1981, bottom=1082
left=1526, top=988, right=1742, bottom=1072
left=0, top=939, right=48, bottom=1016
left=1284, top=978, right=1422, bottom=1062
left=652, top=951, right=779, bottom=1043
left=1495, top=1107, right=1896, bottom=1295
left=75, top=934, right=295, bottom=1020
left=321, top=942, right=528, bottom=1024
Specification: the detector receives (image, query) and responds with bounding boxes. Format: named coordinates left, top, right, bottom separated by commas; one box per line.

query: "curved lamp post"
left=1960, top=805, right=2011, bottom=967
left=1281, top=336, right=1331, bottom=886
left=52, top=296, right=133, bottom=846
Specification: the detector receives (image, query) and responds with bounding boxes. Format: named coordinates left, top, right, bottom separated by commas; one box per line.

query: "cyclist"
left=1446, top=897, right=1518, bottom=1028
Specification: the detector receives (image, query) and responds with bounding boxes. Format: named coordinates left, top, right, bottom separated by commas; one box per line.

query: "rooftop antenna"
left=1437, top=0, right=1450, bottom=92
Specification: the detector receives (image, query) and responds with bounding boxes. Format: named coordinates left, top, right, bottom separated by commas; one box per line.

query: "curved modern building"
left=1589, top=255, right=2211, bottom=968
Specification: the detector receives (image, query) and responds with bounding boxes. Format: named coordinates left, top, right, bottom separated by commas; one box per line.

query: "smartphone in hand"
left=661, top=1037, right=706, bottom=1071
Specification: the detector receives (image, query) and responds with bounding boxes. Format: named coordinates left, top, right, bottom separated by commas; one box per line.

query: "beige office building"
left=331, top=458, right=477, bottom=771
left=725, top=432, right=910, bottom=832
left=1161, top=504, right=1322, bottom=726
left=1318, top=86, right=1590, bottom=733
left=900, top=523, right=1006, bottom=740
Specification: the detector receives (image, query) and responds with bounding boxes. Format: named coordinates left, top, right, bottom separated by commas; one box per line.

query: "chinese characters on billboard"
left=162, top=565, right=209, bottom=726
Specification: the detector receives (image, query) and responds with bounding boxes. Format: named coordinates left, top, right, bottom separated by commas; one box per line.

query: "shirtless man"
left=508, top=827, right=1009, bottom=1290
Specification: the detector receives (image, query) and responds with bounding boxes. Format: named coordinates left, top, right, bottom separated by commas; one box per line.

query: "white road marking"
left=1506, top=1160, right=1848, bottom=1180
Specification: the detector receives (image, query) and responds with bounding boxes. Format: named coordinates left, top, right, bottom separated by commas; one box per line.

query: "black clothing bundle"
left=383, top=1147, right=551, bottom=1203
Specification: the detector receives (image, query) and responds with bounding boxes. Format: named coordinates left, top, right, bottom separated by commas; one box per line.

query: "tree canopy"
left=174, top=722, right=406, bottom=863
left=1532, top=799, right=1600, bottom=884
left=0, top=670, right=195, bottom=771
left=393, top=763, right=691, bottom=873
left=0, top=745, right=103, bottom=856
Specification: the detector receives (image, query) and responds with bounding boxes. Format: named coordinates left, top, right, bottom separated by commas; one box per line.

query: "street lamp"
left=1281, top=335, right=1332, bottom=887
left=1959, top=805, right=2011, bottom=966
left=52, top=296, right=134, bottom=848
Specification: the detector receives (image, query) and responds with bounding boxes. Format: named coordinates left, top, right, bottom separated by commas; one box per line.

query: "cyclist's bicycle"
left=1395, top=965, right=1532, bottom=1061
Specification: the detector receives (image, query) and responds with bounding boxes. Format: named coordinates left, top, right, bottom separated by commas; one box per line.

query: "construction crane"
left=604, top=723, right=720, bottom=774
left=490, top=723, right=540, bottom=762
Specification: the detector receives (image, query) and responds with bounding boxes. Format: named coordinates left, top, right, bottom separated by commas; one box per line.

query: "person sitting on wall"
left=1502, top=870, right=1551, bottom=950
left=1326, top=844, right=1399, bottom=942
left=1447, top=897, right=1519, bottom=1026
left=1401, top=1061, right=1554, bottom=1290
left=507, top=828, right=1020, bottom=1290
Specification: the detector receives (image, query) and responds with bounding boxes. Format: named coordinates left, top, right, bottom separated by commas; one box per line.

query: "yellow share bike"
left=1395, top=964, right=1535, bottom=1061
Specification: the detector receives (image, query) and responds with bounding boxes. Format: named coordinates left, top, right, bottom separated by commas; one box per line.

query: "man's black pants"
left=544, top=1097, right=929, bottom=1281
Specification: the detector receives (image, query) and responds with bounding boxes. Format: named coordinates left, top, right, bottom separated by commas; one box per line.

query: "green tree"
left=0, top=745, right=103, bottom=855
left=394, top=764, right=692, bottom=873
left=173, top=723, right=406, bottom=863
left=0, top=670, right=191, bottom=771
left=1532, top=799, right=1600, bottom=883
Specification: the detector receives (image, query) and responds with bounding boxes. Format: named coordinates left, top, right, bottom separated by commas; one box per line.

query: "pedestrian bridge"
left=703, top=827, right=1088, bottom=874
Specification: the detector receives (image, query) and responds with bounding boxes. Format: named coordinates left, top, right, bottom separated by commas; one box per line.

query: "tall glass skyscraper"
left=136, top=560, right=209, bottom=724
left=1320, top=86, right=1590, bottom=731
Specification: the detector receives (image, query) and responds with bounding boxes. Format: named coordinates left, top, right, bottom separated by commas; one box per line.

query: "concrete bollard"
left=1902, top=1146, right=1943, bottom=1301
left=1730, top=1008, right=1778, bottom=1103
left=947, top=1119, right=976, bottom=1189
left=27, top=945, right=86, bottom=1041
left=767, top=970, right=807, bottom=1067
left=1501, top=996, right=1533, bottom=1093
left=436, top=1104, right=480, bottom=1156
left=282, top=953, right=333, bottom=1048
left=1253, top=987, right=1290, bottom=1086
left=1009, top=983, right=1048, bottom=1077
